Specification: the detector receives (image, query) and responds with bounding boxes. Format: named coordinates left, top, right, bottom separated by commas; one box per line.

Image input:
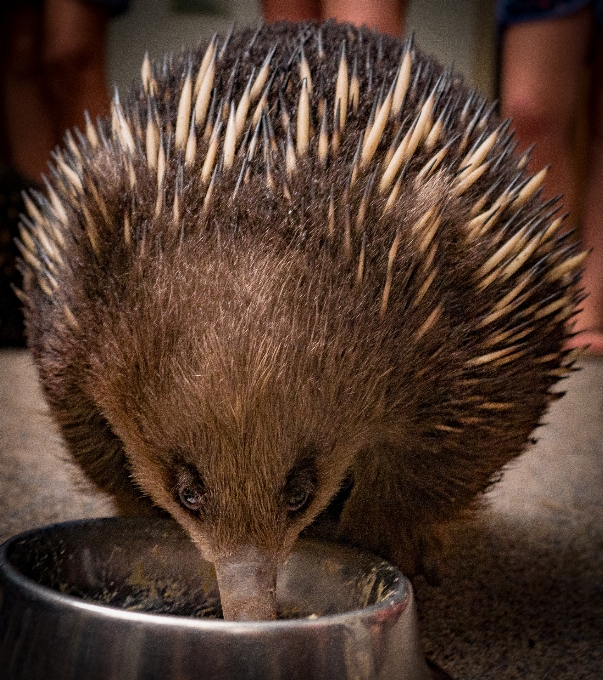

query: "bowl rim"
left=0, top=517, right=411, bottom=630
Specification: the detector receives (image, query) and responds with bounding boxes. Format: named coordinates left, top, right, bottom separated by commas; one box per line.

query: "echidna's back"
left=19, top=21, right=583, bottom=527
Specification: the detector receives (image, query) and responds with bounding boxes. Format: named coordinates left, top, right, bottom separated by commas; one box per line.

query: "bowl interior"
left=5, top=517, right=405, bottom=620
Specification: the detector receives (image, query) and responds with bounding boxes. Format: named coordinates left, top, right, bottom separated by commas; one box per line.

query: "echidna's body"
left=19, top=22, right=584, bottom=620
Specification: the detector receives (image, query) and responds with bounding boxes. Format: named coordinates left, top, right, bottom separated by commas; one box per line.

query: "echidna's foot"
left=335, top=500, right=422, bottom=577
left=415, top=524, right=449, bottom=586
left=377, top=523, right=447, bottom=585
left=382, top=538, right=422, bottom=580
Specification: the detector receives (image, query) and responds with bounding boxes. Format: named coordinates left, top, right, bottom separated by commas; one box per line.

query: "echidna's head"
left=85, top=242, right=390, bottom=620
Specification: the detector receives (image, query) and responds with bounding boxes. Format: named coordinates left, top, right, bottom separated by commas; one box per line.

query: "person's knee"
left=42, top=3, right=107, bottom=95
left=42, top=43, right=103, bottom=105
left=4, top=11, right=41, bottom=78
left=503, top=93, right=570, bottom=144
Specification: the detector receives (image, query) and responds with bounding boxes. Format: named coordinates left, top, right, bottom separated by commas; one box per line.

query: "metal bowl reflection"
left=0, top=517, right=433, bottom=680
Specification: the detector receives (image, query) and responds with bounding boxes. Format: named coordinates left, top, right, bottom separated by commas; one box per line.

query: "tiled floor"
left=1, top=349, right=602, bottom=679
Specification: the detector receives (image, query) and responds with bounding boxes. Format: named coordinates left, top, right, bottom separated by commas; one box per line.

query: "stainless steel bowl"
left=0, top=518, right=433, bottom=680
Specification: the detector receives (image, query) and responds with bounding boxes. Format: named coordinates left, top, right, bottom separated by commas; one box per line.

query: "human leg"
left=321, top=0, right=405, bottom=36
left=261, top=0, right=405, bottom=36
left=572, top=27, right=603, bottom=351
left=43, top=0, right=111, bottom=137
left=1, top=5, right=55, bottom=182
left=499, top=7, right=593, bottom=227
left=260, top=0, right=321, bottom=23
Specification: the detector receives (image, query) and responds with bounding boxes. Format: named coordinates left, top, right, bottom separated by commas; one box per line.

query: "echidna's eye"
left=285, top=488, right=313, bottom=513
left=175, top=466, right=206, bottom=513
left=283, top=457, right=317, bottom=515
left=180, top=485, right=205, bottom=511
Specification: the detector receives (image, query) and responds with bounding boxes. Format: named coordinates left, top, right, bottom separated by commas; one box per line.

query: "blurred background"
left=104, top=0, right=496, bottom=95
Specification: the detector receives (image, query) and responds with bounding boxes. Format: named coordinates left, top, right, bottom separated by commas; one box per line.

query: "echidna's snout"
left=214, top=547, right=278, bottom=621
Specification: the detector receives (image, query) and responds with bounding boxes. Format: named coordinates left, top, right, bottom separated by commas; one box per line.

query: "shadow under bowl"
left=0, top=517, right=434, bottom=680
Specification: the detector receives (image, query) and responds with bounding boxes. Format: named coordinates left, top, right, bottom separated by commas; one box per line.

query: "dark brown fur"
left=20, top=22, right=583, bottom=582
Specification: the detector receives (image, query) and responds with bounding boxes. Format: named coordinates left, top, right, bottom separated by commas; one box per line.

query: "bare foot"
left=566, top=329, right=603, bottom=356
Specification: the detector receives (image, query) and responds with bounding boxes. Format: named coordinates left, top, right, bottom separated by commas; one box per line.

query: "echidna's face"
left=92, top=312, right=369, bottom=620
left=114, top=407, right=357, bottom=620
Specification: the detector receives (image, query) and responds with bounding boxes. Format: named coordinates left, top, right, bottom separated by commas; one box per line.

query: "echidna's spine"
left=18, top=22, right=585, bottom=403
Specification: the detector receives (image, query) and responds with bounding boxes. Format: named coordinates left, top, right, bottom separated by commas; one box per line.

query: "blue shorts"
left=497, top=0, right=603, bottom=25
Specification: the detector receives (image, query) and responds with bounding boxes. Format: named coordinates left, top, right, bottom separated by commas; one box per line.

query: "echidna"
left=18, top=21, right=585, bottom=621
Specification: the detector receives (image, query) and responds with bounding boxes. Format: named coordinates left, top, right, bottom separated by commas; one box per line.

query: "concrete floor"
left=1, top=349, right=602, bottom=679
